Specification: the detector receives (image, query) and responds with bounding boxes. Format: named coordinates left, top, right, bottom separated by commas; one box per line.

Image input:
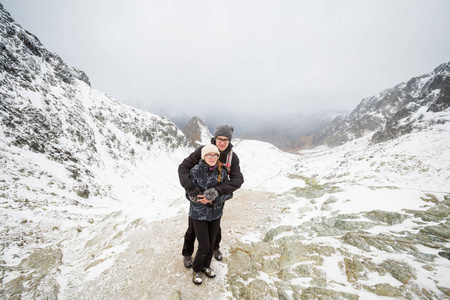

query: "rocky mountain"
left=181, top=116, right=212, bottom=148
left=0, top=3, right=189, bottom=177
left=311, top=62, right=450, bottom=147
left=1, top=5, right=192, bottom=298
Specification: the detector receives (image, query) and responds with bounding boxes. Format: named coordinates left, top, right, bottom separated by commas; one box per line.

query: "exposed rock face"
left=225, top=178, right=450, bottom=299
left=2, top=247, right=63, bottom=300
left=182, top=116, right=212, bottom=148
left=312, top=62, right=450, bottom=147
left=0, top=6, right=90, bottom=87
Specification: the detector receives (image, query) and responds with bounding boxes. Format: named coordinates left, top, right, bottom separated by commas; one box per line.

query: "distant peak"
left=182, top=116, right=212, bottom=147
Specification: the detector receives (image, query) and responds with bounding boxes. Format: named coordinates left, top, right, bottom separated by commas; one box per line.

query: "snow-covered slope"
left=313, top=62, right=450, bottom=147
left=230, top=74, right=450, bottom=298
left=1, top=5, right=193, bottom=298
left=230, top=119, right=450, bottom=299
left=234, top=139, right=306, bottom=193
left=300, top=123, right=450, bottom=192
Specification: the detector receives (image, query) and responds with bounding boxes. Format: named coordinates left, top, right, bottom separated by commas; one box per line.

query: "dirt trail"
left=75, top=189, right=278, bottom=299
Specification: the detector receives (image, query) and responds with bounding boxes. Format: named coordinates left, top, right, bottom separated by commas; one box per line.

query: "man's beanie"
left=201, top=144, right=220, bottom=160
left=214, top=124, right=234, bottom=140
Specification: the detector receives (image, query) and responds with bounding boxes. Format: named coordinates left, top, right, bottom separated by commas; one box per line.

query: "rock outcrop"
left=182, top=116, right=212, bottom=148
left=225, top=181, right=450, bottom=299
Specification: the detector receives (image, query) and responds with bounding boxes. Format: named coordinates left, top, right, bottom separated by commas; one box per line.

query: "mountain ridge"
left=311, top=62, right=450, bottom=147
left=1, top=3, right=189, bottom=177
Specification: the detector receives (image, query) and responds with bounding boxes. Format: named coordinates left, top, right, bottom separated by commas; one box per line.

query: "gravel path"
left=72, top=189, right=277, bottom=300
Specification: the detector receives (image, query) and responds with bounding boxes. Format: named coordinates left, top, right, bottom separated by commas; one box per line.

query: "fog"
left=2, top=0, right=450, bottom=132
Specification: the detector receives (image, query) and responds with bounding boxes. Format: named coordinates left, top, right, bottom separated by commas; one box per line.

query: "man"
left=178, top=124, right=244, bottom=267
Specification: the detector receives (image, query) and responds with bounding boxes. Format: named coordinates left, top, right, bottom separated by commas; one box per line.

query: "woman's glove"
left=204, top=188, right=219, bottom=201
left=186, top=183, right=201, bottom=202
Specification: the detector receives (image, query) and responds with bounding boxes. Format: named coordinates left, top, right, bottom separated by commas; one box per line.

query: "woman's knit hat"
left=201, top=144, right=220, bottom=160
left=214, top=124, right=234, bottom=140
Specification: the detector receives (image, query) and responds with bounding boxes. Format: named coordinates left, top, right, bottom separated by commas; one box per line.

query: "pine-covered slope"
left=312, top=62, right=450, bottom=147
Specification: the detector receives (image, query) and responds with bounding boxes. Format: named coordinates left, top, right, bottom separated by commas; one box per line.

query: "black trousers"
left=182, top=216, right=221, bottom=256
left=191, top=218, right=221, bottom=272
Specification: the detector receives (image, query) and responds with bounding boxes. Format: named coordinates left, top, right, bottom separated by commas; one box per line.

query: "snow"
left=197, top=119, right=213, bottom=145
left=227, top=115, right=449, bottom=298
left=322, top=185, right=431, bottom=214
left=2, top=107, right=450, bottom=298
left=1, top=10, right=450, bottom=297
left=235, top=139, right=303, bottom=193
left=84, top=242, right=130, bottom=282
left=2, top=127, right=450, bottom=299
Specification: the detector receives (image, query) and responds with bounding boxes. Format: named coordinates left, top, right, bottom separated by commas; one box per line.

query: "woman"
left=187, top=144, right=233, bottom=285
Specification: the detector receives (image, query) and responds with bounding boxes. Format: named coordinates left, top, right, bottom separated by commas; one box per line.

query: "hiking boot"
left=213, top=249, right=223, bottom=261
left=202, top=267, right=216, bottom=278
left=192, top=271, right=202, bottom=285
left=183, top=256, right=193, bottom=268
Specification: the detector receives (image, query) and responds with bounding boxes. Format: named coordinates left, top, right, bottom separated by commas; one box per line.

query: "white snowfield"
left=3, top=109, right=449, bottom=299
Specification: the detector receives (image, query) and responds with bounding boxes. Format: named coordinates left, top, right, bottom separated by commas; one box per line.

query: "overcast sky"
left=2, top=0, right=450, bottom=129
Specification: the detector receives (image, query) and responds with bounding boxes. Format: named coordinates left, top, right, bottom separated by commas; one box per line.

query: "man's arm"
left=178, top=146, right=202, bottom=190
left=215, top=152, right=244, bottom=195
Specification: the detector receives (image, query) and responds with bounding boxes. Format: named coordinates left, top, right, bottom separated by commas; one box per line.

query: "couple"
left=178, top=124, right=244, bottom=285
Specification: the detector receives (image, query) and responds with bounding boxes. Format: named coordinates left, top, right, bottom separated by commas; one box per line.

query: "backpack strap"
left=222, top=151, right=233, bottom=175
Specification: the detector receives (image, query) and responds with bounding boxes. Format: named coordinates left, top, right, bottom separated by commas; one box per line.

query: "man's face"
left=215, top=136, right=230, bottom=152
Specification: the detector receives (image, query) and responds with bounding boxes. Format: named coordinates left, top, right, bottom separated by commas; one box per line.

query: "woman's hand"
left=197, top=195, right=212, bottom=205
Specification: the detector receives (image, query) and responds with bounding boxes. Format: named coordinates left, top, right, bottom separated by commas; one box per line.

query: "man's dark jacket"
left=178, top=138, right=244, bottom=195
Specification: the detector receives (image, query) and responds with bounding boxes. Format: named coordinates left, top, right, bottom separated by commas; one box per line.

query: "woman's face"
left=204, top=152, right=219, bottom=167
